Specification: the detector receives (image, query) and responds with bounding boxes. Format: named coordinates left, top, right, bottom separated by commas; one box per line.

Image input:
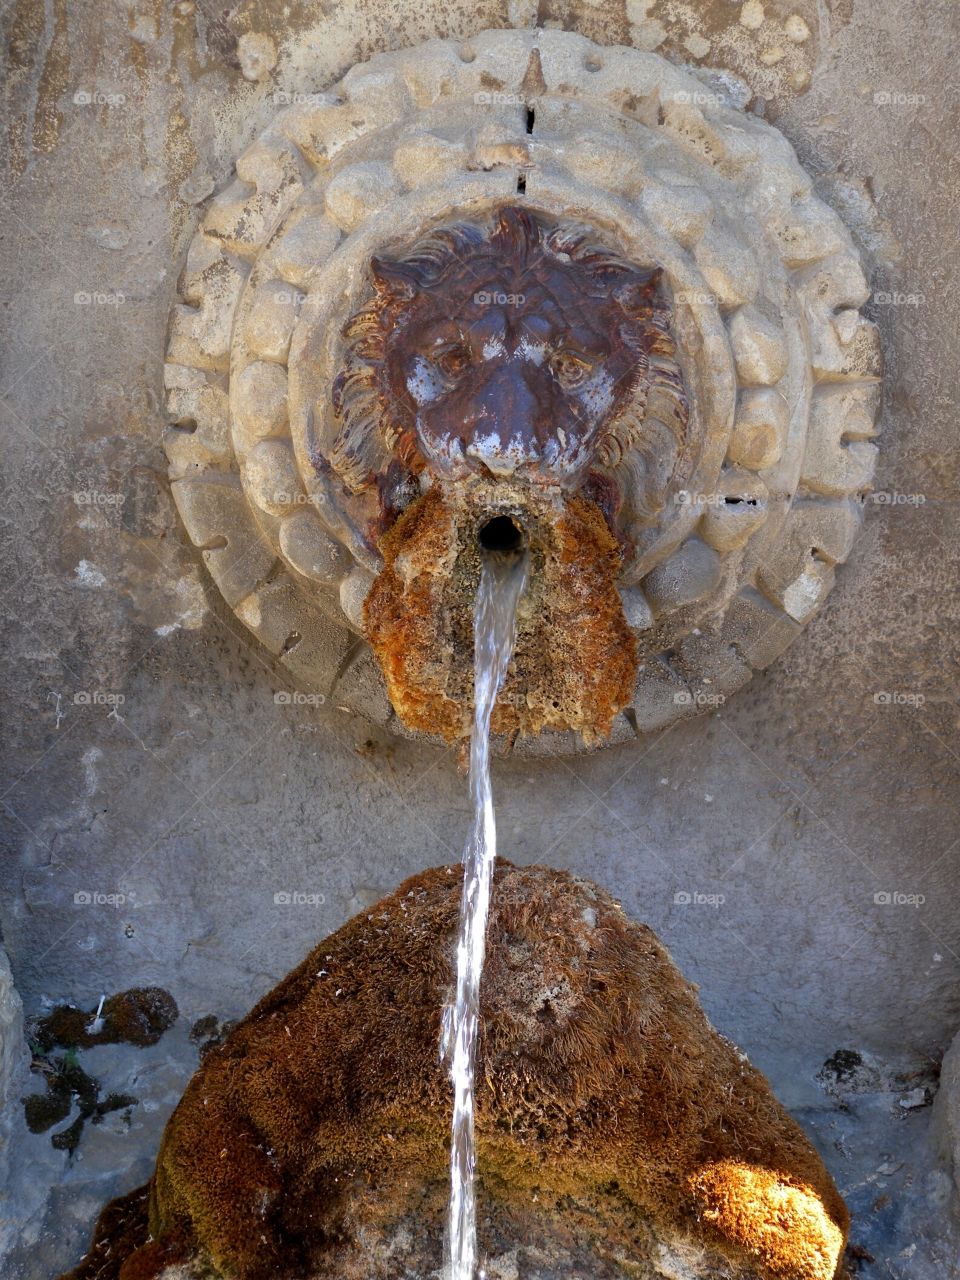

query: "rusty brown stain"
left=32, top=0, right=70, bottom=154
left=7, top=114, right=27, bottom=176
left=3, top=0, right=45, bottom=70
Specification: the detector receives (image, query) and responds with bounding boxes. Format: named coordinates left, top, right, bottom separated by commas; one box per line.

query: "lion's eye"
left=435, top=344, right=470, bottom=379
left=551, top=350, right=594, bottom=388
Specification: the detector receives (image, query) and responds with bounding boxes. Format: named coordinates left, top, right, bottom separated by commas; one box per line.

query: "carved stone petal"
left=393, top=133, right=467, bottom=188
left=279, top=511, right=353, bottom=584
left=239, top=280, right=304, bottom=363
left=643, top=538, right=722, bottom=613
left=693, top=223, right=760, bottom=308
left=324, top=162, right=402, bottom=232
left=267, top=212, right=341, bottom=290
left=232, top=362, right=289, bottom=452
left=728, top=305, right=789, bottom=386
left=700, top=471, right=769, bottom=553
left=801, top=384, right=880, bottom=497
left=172, top=478, right=276, bottom=606
left=244, top=440, right=305, bottom=516
left=618, top=585, right=655, bottom=632
left=339, top=564, right=376, bottom=634
left=727, top=388, right=790, bottom=470
left=642, top=178, right=714, bottom=247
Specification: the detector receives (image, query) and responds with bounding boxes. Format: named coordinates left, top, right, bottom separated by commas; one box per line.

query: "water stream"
left=442, top=547, right=528, bottom=1280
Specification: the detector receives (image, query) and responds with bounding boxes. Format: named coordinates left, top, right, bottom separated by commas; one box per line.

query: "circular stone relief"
left=163, top=29, right=880, bottom=754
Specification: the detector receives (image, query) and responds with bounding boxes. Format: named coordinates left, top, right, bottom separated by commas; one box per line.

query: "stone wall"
left=1, top=0, right=958, bottom=1275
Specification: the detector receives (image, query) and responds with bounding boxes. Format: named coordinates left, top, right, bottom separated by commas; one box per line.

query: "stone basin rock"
left=62, top=865, right=847, bottom=1280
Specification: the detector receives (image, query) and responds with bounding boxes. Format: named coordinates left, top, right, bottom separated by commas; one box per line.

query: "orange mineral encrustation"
left=364, top=483, right=639, bottom=743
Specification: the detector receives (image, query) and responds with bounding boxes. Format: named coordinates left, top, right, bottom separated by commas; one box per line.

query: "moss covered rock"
left=63, top=864, right=847, bottom=1280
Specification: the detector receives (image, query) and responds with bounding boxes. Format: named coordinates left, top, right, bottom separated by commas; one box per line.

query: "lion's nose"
left=462, top=369, right=541, bottom=477
left=466, top=435, right=537, bottom=476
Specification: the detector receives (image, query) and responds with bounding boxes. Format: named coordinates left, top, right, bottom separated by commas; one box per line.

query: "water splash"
left=442, top=548, right=528, bottom=1280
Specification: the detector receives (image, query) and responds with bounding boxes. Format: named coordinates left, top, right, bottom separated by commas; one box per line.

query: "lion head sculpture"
left=328, top=206, right=692, bottom=744
left=331, top=206, right=689, bottom=540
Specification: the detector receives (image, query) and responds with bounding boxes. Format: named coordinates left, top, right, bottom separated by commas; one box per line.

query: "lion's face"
left=377, top=229, right=659, bottom=485
left=332, top=206, right=689, bottom=534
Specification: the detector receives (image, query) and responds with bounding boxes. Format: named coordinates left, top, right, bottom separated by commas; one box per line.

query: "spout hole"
left=478, top=515, right=524, bottom=553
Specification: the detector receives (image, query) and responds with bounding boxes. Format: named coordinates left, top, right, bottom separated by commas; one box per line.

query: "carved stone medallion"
left=164, top=30, right=880, bottom=752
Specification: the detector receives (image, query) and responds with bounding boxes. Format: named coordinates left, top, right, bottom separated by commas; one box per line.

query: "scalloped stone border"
left=164, top=28, right=880, bottom=754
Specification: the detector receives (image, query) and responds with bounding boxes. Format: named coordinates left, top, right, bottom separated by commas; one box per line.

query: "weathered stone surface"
left=728, top=305, right=789, bottom=387
left=933, top=1030, right=960, bottom=1205
left=237, top=280, right=303, bottom=364
left=728, top=388, right=790, bottom=471
left=643, top=537, right=723, bottom=613
left=278, top=510, right=353, bottom=585
left=243, top=439, right=304, bottom=516
left=61, top=866, right=848, bottom=1280
left=231, top=362, right=289, bottom=452
left=1, top=5, right=957, bottom=1280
